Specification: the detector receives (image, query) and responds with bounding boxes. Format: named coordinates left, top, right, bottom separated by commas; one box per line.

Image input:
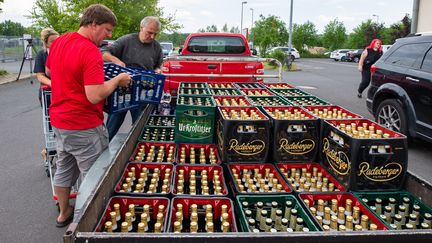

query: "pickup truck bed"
left=64, top=104, right=432, bottom=243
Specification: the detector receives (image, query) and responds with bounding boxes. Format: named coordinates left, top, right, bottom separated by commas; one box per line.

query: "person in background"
left=46, top=4, right=131, bottom=228
left=34, top=27, right=59, bottom=105
left=357, top=38, right=383, bottom=98
left=102, top=16, right=163, bottom=141
left=34, top=27, right=59, bottom=162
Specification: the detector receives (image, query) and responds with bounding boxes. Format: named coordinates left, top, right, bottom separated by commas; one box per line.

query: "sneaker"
left=357, top=93, right=362, bottom=98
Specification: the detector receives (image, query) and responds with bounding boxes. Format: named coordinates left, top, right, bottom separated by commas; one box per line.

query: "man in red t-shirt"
left=46, top=4, right=131, bottom=227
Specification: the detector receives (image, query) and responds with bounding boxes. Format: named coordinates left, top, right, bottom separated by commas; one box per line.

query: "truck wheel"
left=354, top=57, right=359, bottom=63
left=290, top=55, right=295, bottom=62
left=375, top=99, right=408, bottom=136
left=341, top=56, right=346, bottom=62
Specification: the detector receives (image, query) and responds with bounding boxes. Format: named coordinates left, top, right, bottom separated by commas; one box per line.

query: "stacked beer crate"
left=93, top=78, right=431, bottom=235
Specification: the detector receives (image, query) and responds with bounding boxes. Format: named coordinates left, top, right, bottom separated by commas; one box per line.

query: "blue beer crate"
left=129, top=68, right=166, bottom=105
left=103, top=63, right=141, bottom=113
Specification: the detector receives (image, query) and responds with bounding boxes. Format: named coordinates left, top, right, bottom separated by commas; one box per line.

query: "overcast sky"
left=1, top=0, right=413, bottom=34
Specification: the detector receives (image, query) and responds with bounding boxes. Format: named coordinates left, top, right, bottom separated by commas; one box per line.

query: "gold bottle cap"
left=154, top=222, right=162, bottom=233
left=137, top=222, right=145, bottom=233
left=190, top=212, right=198, bottom=222
left=121, top=221, right=128, bottom=232
left=206, top=221, right=214, bottom=233
left=105, top=221, right=113, bottom=232
left=190, top=221, right=198, bottom=233
left=140, top=212, right=148, bottom=223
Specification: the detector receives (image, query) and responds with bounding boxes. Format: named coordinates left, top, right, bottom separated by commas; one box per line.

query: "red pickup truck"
left=161, top=33, right=266, bottom=94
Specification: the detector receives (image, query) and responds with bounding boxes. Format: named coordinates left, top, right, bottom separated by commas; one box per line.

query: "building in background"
left=412, top=0, right=432, bottom=33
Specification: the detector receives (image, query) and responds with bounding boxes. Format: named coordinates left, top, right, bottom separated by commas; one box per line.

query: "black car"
left=366, top=33, right=432, bottom=142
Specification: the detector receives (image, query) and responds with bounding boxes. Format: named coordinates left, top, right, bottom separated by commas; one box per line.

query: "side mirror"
left=251, top=49, right=257, bottom=55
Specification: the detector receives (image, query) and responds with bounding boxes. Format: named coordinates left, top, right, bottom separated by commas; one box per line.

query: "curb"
left=0, top=74, right=32, bottom=85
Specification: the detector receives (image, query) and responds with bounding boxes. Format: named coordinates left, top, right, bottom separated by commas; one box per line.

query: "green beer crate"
left=236, top=194, right=319, bottom=232
left=246, top=96, right=292, bottom=107
left=354, top=191, right=432, bottom=230
left=179, top=82, right=209, bottom=89
left=284, top=96, right=331, bottom=106
left=178, top=87, right=212, bottom=96
left=271, top=88, right=311, bottom=97
left=175, top=95, right=216, bottom=144
left=210, top=88, right=243, bottom=96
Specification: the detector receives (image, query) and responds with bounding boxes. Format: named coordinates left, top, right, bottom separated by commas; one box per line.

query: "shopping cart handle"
left=41, top=85, right=51, bottom=90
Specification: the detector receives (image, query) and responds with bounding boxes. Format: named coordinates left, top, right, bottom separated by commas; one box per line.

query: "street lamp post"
left=372, top=14, right=379, bottom=23
left=240, top=1, right=247, bottom=35
left=287, top=0, right=294, bottom=69
left=250, top=8, right=254, bottom=30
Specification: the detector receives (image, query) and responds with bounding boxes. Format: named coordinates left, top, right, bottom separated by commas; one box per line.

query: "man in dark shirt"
left=102, top=16, right=163, bottom=140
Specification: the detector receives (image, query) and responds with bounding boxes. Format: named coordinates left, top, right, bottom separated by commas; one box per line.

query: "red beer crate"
left=216, top=107, right=270, bottom=163
left=303, top=105, right=362, bottom=120
left=130, top=142, right=176, bottom=163
left=263, top=106, right=320, bottom=162
left=168, top=197, right=238, bottom=232
left=227, top=163, right=292, bottom=195
left=114, top=163, right=173, bottom=196
left=213, top=96, right=252, bottom=107
left=95, top=196, right=170, bottom=233
left=276, top=163, right=346, bottom=193
left=176, top=143, right=221, bottom=165
left=139, top=126, right=175, bottom=142
left=263, top=82, right=295, bottom=89
left=320, top=119, right=408, bottom=191
left=172, top=165, right=228, bottom=196
left=240, top=88, right=274, bottom=96
left=299, top=193, right=389, bottom=231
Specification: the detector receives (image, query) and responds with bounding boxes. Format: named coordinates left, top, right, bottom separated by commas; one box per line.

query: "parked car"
left=160, top=41, right=174, bottom=58
left=269, top=46, right=300, bottom=61
left=330, top=49, right=351, bottom=61
left=346, top=49, right=363, bottom=62
left=366, top=33, right=432, bottom=142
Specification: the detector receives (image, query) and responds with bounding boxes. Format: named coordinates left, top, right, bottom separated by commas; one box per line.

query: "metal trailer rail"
left=63, top=104, right=432, bottom=243
left=163, top=56, right=283, bottom=82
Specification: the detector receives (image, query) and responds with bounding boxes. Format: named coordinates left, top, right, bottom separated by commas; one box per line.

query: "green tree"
left=0, top=20, right=26, bottom=36
left=29, top=0, right=180, bottom=39
left=292, top=21, right=318, bottom=53
left=229, top=26, right=239, bottom=33
left=346, top=19, right=385, bottom=49
left=0, top=0, right=4, bottom=12
left=252, top=14, right=288, bottom=56
left=385, top=14, right=411, bottom=44
left=222, top=23, right=229, bottom=32
left=322, top=18, right=347, bottom=51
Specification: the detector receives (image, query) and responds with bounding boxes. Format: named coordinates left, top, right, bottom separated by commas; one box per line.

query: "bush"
left=0, top=69, right=8, bottom=76
left=300, top=52, right=328, bottom=58
left=267, top=49, right=287, bottom=68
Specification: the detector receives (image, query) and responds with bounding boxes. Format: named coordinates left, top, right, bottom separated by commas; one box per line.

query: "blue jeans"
left=106, top=105, right=145, bottom=141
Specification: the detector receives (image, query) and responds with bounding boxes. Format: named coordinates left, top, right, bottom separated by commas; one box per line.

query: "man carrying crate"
left=46, top=4, right=131, bottom=227
left=102, top=16, right=163, bottom=141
